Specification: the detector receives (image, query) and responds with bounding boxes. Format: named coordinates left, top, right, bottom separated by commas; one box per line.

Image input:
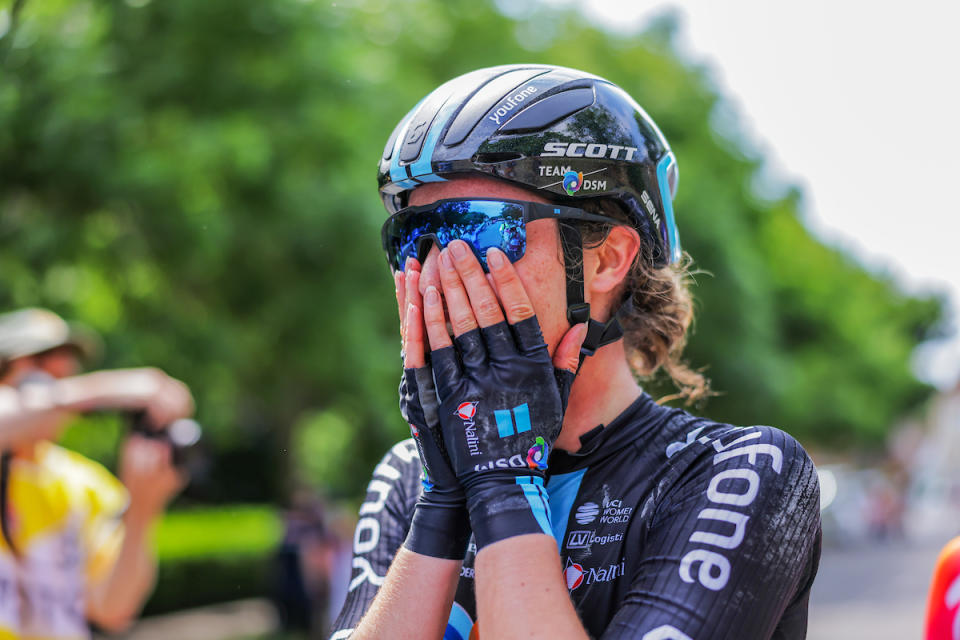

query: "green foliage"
left=145, top=505, right=281, bottom=614
left=0, top=0, right=945, bottom=503
left=155, top=505, right=282, bottom=561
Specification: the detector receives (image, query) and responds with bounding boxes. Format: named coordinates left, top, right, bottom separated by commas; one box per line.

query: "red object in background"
left=926, top=536, right=960, bottom=639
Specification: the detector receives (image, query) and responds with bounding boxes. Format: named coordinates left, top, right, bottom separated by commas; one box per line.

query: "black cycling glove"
left=431, top=317, right=575, bottom=550
left=399, top=365, right=471, bottom=560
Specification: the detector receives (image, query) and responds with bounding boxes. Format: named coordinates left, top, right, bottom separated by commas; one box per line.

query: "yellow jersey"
left=0, top=442, right=127, bottom=639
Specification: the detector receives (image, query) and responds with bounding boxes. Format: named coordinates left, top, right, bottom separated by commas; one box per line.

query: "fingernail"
left=405, top=256, right=415, bottom=271
left=439, top=249, right=452, bottom=269
left=486, top=248, right=505, bottom=269
left=450, top=240, right=468, bottom=260
left=425, top=286, right=440, bottom=306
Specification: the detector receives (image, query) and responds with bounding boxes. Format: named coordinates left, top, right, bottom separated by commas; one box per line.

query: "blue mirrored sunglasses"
left=381, top=198, right=621, bottom=273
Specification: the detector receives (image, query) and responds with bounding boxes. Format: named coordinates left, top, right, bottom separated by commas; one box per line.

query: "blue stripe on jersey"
left=546, top=468, right=588, bottom=548
left=515, top=476, right=552, bottom=536
left=444, top=601, right=474, bottom=640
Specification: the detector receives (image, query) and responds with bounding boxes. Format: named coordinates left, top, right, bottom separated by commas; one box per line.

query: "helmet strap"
left=557, top=222, right=625, bottom=371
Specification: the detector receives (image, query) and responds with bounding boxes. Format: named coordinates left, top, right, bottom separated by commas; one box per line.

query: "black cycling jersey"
left=331, top=393, right=821, bottom=640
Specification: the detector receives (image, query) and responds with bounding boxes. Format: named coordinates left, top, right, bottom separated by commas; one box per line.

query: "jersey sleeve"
left=601, top=425, right=821, bottom=640
left=329, top=438, right=423, bottom=639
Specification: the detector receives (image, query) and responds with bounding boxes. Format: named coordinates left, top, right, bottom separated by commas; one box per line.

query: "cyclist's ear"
left=585, top=225, right=640, bottom=297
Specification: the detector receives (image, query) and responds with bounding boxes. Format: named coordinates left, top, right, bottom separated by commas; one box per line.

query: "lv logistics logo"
left=565, top=529, right=624, bottom=550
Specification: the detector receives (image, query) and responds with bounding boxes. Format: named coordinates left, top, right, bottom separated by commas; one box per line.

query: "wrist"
left=404, top=499, right=471, bottom=560
left=465, top=475, right=552, bottom=550
left=123, top=502, right=163, bottom=532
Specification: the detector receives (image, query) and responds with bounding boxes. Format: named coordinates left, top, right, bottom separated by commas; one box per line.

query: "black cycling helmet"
left=378, top=64, right=681, bottom=363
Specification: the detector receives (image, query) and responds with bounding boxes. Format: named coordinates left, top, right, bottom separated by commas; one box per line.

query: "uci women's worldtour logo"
left=456, top=401, right=481, bottom=456
left=526, top=436, right=548, bottom=470
left=575, top=502, right=600, bottom=525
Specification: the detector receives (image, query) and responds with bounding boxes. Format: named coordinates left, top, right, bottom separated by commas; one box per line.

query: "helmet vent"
left=473, top=152, right=524, bottom=164
left=497, top=87, right=595, bottom=134
left=443, top=68, right=549, bottom=147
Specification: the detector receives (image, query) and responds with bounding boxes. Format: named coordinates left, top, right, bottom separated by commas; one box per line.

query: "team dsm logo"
left=474, top=454, right=525, bottom=472
left=457, top=402, right=481, bottom=456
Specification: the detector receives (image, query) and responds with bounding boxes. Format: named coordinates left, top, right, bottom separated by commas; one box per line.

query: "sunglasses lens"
left=383, top=201, right=527, bottom=272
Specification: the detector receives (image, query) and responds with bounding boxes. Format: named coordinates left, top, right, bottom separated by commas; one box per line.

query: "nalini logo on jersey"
left=564, top=557, right=626, bottom=591
left=575, top=502, right=600, bottom=525
left=456, top=401, right=481, bottom=456
left=526, top=436, right=548, bottom=470
left=564, top=557, right=585, bottom=590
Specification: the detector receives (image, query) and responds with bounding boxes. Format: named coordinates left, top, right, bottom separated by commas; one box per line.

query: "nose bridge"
left=415, top=233, right=443, bottom=264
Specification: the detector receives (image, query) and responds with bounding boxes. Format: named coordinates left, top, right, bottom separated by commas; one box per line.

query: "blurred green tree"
left=0, top=0, right=945, bottom=501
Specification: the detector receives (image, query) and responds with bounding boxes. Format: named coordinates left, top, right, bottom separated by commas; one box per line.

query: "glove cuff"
left=466, top=476, right=553, bottom=550
left=403, top=500, right=471, bottom=560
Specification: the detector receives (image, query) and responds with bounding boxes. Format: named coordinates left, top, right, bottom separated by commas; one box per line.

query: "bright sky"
left=542, top=0, right=960, bottom=387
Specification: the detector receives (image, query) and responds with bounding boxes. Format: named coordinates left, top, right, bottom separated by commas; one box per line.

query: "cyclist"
left=0, top=308, right=193, bottom=637
left=332, top=65, right=821, bottom=639
left=925, top=535, right=960, bottom=639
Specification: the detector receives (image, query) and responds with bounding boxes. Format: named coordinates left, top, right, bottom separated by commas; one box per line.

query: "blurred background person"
left=0, top=308, right=193, bottom=637
left=925, top=535, right=960, bottom=640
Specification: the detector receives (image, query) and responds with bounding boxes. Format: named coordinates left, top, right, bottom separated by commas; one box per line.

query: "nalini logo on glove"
left=456, top=401, right=481, bottom=456
left=527, top=436, right=549, bottom=470
left=456, top=402, right=478, bottom=420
